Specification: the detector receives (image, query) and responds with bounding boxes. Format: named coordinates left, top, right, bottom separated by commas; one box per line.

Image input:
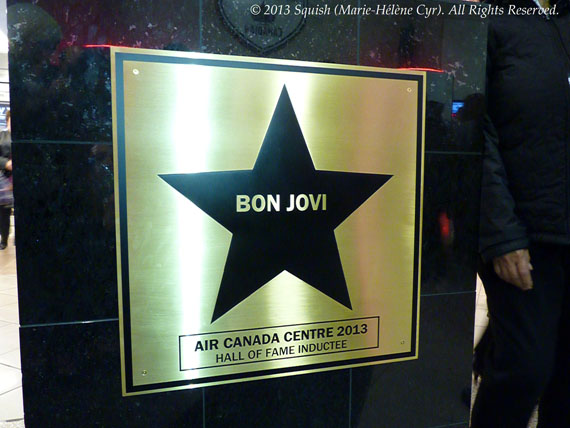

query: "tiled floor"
left=0, top=225, right=23, bottom=423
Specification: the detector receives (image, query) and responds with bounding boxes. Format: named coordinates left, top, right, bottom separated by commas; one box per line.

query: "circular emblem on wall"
left=218, top=0, right=307, bottom=54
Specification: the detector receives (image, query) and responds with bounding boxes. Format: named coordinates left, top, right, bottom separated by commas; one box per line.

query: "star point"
left=161, top=85, right=392, bottom=322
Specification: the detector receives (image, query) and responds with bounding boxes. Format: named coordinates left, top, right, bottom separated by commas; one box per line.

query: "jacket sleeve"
left=478, top=25, right=529, bottom=263
left=479, top=115, right=529, bottom=263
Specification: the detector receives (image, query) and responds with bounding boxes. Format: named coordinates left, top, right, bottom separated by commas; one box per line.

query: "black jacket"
left=479, top=0, right=570, bottom=261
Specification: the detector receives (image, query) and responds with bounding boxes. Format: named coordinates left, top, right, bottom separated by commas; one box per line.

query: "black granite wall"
left=8, top=1, right=486, bottom=427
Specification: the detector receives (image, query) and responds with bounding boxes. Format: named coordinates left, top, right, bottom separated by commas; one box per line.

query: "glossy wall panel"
left=360, top=0, right=487, bottom=153
left=201, top=0, right=358, bottom=64
left=7, top=0, right=200, bottom=142
left=8, top=1, right=486, bottom=426
left=352, top=294, right=475, bottom=428
left=421, top=154, right=482, bottom=295
left=19, top=322, right=203, bottom=427
left=205, top=370, right=350, bottom=428
left=8, top=46, right=112, bottom=142
left=12, top=142, right=116, bottom=325
left=359, top=0, right=445, bottom=70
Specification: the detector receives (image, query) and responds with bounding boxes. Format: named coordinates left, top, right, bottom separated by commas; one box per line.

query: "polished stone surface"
left=421, top=153, right=482, bottom=295
left=7, top=0, right=200, bottom=142
left=8, top=45, right=112, bottom=142
left=19, top=322, right=203, bottom=427
left=352, top=294, right=475, bottom=428
left=205, top=370, right=350, bottom=428
left=360, top=0, right=487, bottom=153
left=424, top=72, right=485, bottom=153
left=360, top=0, right=445, bottom=70
left=201, top=0, right=358, bottom=64
left=360, top=0, right=487, bottom=96
left=12, top=142, right=116, bottom=325
left=7, top=0, right=200, bottom=50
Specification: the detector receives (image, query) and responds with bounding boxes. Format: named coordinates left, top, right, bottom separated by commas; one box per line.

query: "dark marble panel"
left=421, top=153, right=482, bottom=295
left=201, top=0, right=358, bottom=64
left=440, top=15, right=487, bottom=99
left=425, top=72, right=485, bottom=153
left=7, top=43, right=112, bottom=142
left=7, top=0, right=200, bottom=142
left=13, top=142, right=117, bottom=325
left=7, top=0, right=200, bottom=50
left=359, top=0, right=487, bottom=80
left=205, top=369, right=350, bottom=428
left=20, top=321, right=203, bottom=428
left=360, top=0, right=486, bottom=153
left=360, top=0, right=444, bottom=70
left=351, top=293, right=475, bottom=428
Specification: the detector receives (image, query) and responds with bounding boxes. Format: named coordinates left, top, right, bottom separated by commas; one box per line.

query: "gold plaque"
left=112, top=47, right=425, bottom=396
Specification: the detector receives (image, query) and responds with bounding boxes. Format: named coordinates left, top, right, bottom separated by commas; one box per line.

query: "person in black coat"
left=472, top=0, right=570, bottom=426
left=0, top=110, right=12, bottom=249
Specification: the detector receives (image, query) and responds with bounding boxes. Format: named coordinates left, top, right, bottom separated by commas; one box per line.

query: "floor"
left=0, top=225, right=23, bottom=424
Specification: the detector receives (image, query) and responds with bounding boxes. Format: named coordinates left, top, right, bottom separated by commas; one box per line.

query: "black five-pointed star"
left=160, top=86, right=392, bottom=322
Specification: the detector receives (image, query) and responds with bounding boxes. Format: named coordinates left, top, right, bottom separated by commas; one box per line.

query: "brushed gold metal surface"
left=113, top=47, right=425, bottom=395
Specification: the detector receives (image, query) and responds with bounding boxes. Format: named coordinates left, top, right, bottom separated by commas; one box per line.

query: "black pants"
left=0, top=205, right=10, bottom=245
left=471, top=243, right=570, bottom=427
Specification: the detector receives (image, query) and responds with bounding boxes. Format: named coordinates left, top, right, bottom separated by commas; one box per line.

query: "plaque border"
left=112, top=48, right=425, bottom=396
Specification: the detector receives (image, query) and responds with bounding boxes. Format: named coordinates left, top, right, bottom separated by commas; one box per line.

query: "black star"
left=160, top=86, right=392, bottom=322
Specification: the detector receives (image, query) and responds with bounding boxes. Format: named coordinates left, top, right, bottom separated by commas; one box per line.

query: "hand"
left=5, top=160, right=11, bottom=171
left=492, top=249, right=533, bottom=291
